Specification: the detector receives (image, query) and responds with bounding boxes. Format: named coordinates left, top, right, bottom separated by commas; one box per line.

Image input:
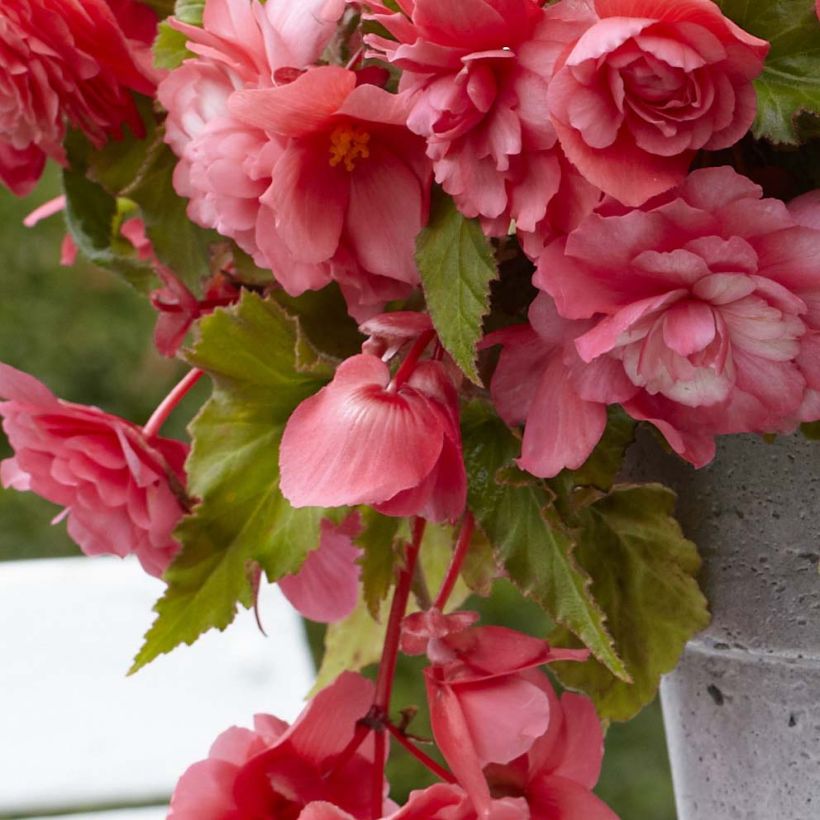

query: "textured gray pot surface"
left=626, top=430, right=820, bottom=820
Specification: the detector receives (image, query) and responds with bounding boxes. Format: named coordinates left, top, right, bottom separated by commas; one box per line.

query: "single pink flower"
left=169, top=671, right=382, bottom=819
left=401, top=610, right=587, bottom=816
left=0, top=0, right=156, bottom=195
left=548, top=0, right=769, bottom=206
left=227, top=65, right=432, bottom=315
left=365, top=0, right=594, bottom=241
left=390, top=783, right=528, bottom=819
left=523, top=166, right=820, bottom=469
left=0, top=364, right=188, bottom=577
left=278, top=513, right=363, bottom=623
left=279, top=353, right=466, bottom=523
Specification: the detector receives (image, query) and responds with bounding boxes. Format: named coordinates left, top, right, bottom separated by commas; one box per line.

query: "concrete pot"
left=627, top=430, right=820, bottom=819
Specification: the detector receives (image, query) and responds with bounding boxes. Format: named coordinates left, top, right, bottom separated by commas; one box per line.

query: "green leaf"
left=416, top=190, right=498, bottom=384
left=141, top=0, right=175, bottom=15
left=550, top=485, right=710, bottom=721
left=717, top=0, right=820, bottom=143
left=131, top=293, right=334, bottom=671
left=153, top=22, right=192, bottom=70
left=357, top=509, right=404, bottom=618
left=174, top=0, right=204, bottom=23
left=62, top=168, right=155, bottom=292
left=461, top=401, right=629, bottom=681
left=802, top=420, right=820, bottom=440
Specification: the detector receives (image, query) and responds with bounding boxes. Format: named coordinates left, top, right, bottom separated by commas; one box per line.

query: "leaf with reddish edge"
left=131, top=292, right=335, bottom=672
left=460, top=401, right=629, bottom=682
left=416, top=189, right=499, bottom=385
left=716, top=0, right=820, bottom=144
left=549, top=484, right=710, bottom=721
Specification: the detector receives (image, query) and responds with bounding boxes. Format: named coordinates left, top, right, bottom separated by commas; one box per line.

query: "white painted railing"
left=0, top=557, right=316, bottom=819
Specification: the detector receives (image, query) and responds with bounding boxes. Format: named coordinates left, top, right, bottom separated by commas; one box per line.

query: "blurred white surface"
left=31, top=810, right=166, bottom=820
left=0, top=556, right=315, bottom=816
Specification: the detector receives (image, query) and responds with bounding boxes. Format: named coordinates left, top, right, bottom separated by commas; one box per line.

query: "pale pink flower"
left=0, top=364, right=188, bottom=577
left=401, top=610, right=588, bottom=816
left=514, top=166, right=820, bottom=470
left=548, top=0, right=769, bottom=206
left=0, top=0, right=156, bottom=195
left=169, top=672, right=381, bottom=819
left=365, top=0, right=594, bottom=240
left=278, top=514, right=362, bottom=623
left=279, top=354, right=466, bottom=523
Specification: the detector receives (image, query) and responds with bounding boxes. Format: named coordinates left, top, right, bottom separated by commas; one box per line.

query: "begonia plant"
left=1, top=0, right=820, bottom=816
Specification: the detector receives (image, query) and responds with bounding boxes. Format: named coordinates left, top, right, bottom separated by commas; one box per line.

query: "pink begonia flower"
left=169, top=671, right=383, bottom=819
left=365, top=0, right=595, bottom=242
left=279, top=354, right=467, bottom=523
left=0, top=364, right=188, bottom=577
left=512, top=166, right=820, bottom=471
left=401, top=610, right=588, bottom=816
left=0, top=0, right=156, bottom=195
left=360, top=311, right=434, bottom=360
left=548, top=0, right=769, bottom=206
left=390, top=783, right=528, bottom=819
left=278, top=514, right=362, bottom=623
left=486, top=292, right=632, bottom=478
left=227, top=65, right=432, bottom=315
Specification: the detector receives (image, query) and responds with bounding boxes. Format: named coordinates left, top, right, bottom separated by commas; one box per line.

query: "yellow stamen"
left=329, top=124, right=371, bottom=172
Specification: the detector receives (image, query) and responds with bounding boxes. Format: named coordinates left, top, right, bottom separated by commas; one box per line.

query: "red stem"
left=370, top=517, right=427, bottom=818
left=385, top=722, right=456, bottom=784
left=390, top=330, right=436, bottom=391
left=143, top=368, right=204, bottom=439
left=433, top=512, right=475, bottom=611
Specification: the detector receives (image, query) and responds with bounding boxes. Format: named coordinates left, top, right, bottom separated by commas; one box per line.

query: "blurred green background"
left=0, top=168, right=676, bottom=818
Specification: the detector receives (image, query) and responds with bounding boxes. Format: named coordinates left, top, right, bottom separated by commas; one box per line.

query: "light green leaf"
left=717, top=0, right=820, bottom=143
left=131, top=293, right=333, bottom=671
left=153, top=22, right=192, bottom=70
left=461, top=401, right=629, bottom=681
left=357, top=509, right=404, bottom=618
left=550, top=484, right=710, bottom=721
left=416, top=191, right=498, bottom=384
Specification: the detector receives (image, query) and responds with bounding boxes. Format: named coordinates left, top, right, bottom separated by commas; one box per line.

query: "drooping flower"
left=0, top=0, right=157, bottom=195
left=0, top=364, right=188, bottom=577
left=279, top=353, right=466, bottom=523
left=516, top=166, right=820, bottom=471
left=547, top=0, right=769, bottom=206
left=401, top=609, right=588, bottom=816
left=365, top=0, right=595, bottom=242
left=278, top=513, right=363, bottom=623
left=169, top=671, right=381, bottom=819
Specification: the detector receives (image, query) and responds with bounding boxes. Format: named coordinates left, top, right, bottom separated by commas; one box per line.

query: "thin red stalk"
left=391, top=330, right=436, bottom=391
left=371, top=729, right=387, bottom=819
left=324, top=720, right=370, bottom=779
left=433, top=512, right=475, bottom=611
left=385, top=722, right=456, bottom=784
left=369, top=517, right=426, bottom=819
left=374, top=517, right=426, bottom=709
left=143, top=368, right=204, bottom=439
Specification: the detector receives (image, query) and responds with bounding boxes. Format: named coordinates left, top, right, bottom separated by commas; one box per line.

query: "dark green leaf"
left=131, top=293, right=333, bottom=671
left=717, top=0, right=820, bottom=143
left=550, top=485, right=710, bottom=721
left=461, top=401, right=629, bottom=681
left=801, top=420, right=820, bottom=440
left=416, top=191, right=498, bottom=384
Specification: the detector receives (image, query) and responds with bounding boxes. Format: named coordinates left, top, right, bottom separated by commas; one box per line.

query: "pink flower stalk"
left=548, top=0, right=769, bottom=206
left=401, top=609, right=588, bottom=816
left=279, top=353, right=467, bottom=523
left=0, top=364, right=188, bottom=577
left=505, top=166, right=820, bottom=472
left=0, top=0, right=156, bottom=195
left=365, top=0, right=594, bottom=240
left=169, top=671, right=383, bottom=819
left=278, top=513, right=363, bottom=623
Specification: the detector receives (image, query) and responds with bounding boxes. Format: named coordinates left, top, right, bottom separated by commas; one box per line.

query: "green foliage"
left=718, top=0, right=820, bottom=144
left=550, top=485, right=710, bottom=721
left=802, top=420, right=820, bottom=440
left=357, top=509, right=405, bottom=617
left=131, top=293, right=333, bottom=671
left=460, top=401, right=629, bottom=681
left=416, top=191, right=498, bottom=384
left=153, top=0, right=204, bottom=69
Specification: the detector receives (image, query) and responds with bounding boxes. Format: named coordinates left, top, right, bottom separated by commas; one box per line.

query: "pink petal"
left=662, top=300, right=717, bottom=356
left=527, top=774, right=618, bottom=820
left=279, top=516, right=363, bottom=623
